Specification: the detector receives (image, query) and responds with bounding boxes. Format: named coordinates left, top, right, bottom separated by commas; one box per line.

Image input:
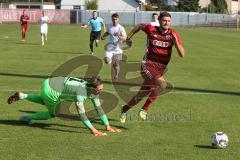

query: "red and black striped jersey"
left=142, top=24, right=182, bottom=65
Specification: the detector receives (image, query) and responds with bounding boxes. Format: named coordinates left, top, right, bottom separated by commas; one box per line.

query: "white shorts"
left=41, top=25, right=48, bottom=34
left=104, top=51, right=122, bottom=64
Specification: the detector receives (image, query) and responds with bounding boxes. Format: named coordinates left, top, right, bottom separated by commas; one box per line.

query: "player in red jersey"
left=20, top=10, right=30, bottom=42
left=120, top=11, right=185, bottom=123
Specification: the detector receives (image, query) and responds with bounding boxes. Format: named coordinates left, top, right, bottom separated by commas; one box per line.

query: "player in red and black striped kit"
left=20, top=10, right=30, bottom=42
left=120, top=11, right=185, bottom=123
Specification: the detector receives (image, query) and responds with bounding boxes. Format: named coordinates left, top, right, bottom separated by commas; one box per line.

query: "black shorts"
left=90, top=31, right=101, bottom=41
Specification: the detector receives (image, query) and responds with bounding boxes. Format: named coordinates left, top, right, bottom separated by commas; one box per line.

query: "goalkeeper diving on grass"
left=7, top=76, right=120, bottom=136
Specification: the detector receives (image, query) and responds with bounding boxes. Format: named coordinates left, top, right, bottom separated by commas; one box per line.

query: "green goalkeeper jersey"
left=47, top=77, right=100, bottom=105
left=41, top=76, right=109, bottom=128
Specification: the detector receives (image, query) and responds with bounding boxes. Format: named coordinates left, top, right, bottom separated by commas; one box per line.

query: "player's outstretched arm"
left=76, top=103, right=107, bottom=136
left=102, top=21, right=106, bottom=33
left=172, top=32, right=185, bottom=58
left=126, top=24, right=144, bottom=40
left=175, top=43, right=185, bottom=58
left=101, top=31, right=109, bottom=40
left=114, top=32, right=126, bottom=41
left=81, top=24, right=88, bottom=28
left=91, top=98, right=121, bottom=133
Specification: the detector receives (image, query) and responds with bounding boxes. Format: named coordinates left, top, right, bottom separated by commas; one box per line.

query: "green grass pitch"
left=0, top=24, right=240, bottom=160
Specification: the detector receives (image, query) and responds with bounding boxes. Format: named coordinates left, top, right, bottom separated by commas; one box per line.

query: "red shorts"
left=21, top=24, right=28, bottom=31
left=141, top=60, right=166, bottom=82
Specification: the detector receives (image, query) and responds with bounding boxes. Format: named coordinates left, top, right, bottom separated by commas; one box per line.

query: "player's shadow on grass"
left=174, top=87, right=240, bottom=96
left=48, top=51, right=86, bottom=55
left=1, top=71, right=239, bottom=97
left=194, top=145, right=216, bottom=149
left=0, top=119, right=86, bottom=133
left=19, top=110, right=128, bottom=130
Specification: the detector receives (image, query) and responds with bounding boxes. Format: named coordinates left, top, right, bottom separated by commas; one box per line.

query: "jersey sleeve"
left=120, top=26, right=127, bottom=37
left=141, top=24, right=151, bottom=35
left=91, top=95, right=109, bottom=126
left=172, top=30, right=182, bottom=45
left=24, top=16, right=30, bottom=21
left=76, top=96, right=85, bottom=105
left=76, top=89, right=87, bottom=104
left=99, top=17, right=103, bottom=23
left=91, top=95, right=101, bottom=107
left=76, top=102, right=93, bottom=129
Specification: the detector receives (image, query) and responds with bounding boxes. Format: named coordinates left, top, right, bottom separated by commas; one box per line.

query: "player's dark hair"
left=92, top=11, right=98, bottom=17
left=87, top=76, right=102, bottom=88
left=159, top=11, right=171, bottom=21
left=112, top=13, right=119, bottom=19
left=152, top=13, right=158, bottom=17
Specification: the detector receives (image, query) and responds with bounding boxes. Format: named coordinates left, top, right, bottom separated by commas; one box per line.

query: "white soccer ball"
left=211, top=132, right=229, bottom=149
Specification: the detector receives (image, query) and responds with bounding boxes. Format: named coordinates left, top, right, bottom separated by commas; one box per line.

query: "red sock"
left=142, top=87, right=158, bottom=110
left=22, top=26, right=27, bottom=39
left=22, top=32, right=25, bottom=39
left=122, top=83, right=151, bottom=113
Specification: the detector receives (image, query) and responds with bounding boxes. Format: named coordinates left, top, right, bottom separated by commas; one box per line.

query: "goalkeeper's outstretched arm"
left=91, top=98, right=121, bottom=133
left=75, top=102, right=107, bottom=136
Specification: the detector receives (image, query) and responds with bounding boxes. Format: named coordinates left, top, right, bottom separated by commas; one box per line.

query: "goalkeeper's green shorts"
left=40, top=79, right=61, bottom=115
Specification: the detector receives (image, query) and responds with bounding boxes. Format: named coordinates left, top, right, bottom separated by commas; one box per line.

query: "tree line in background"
left=0, top=0, right=228, bottom=13
left=147, top=0, right=228, bottom=13
left=202, top=0, right=228, bottom=13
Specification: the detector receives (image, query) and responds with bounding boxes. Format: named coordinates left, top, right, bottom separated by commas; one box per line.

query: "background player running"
left=120, top=12, right=185, bottom=123
left=40, top=10, right=50, bottom=46
left=82, top=11, right=106, bottom=55
left=101, top=13, right=127, bottom=81
left=7, top=76, right=120, bottom=136
left=20, top=10, right=30, bottom=42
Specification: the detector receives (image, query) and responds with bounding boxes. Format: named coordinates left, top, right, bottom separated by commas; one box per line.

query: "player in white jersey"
left=150, top=13, right=160, bottom=27
left=101, top=13, right=127, bottom=81
left=145, top=13, right=160, bottom=53
left=40, top=11, right=50, bottom=46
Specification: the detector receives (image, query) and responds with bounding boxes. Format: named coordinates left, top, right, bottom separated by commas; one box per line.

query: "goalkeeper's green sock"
left=25, top=112, right=52, bottom=121
left=22, top=93, right=45, bottom=105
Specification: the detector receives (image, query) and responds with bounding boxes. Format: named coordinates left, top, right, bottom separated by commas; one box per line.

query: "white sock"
left=19, top=92, right=27, bottom=100
left=41, top=36, right=44, bottom=44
